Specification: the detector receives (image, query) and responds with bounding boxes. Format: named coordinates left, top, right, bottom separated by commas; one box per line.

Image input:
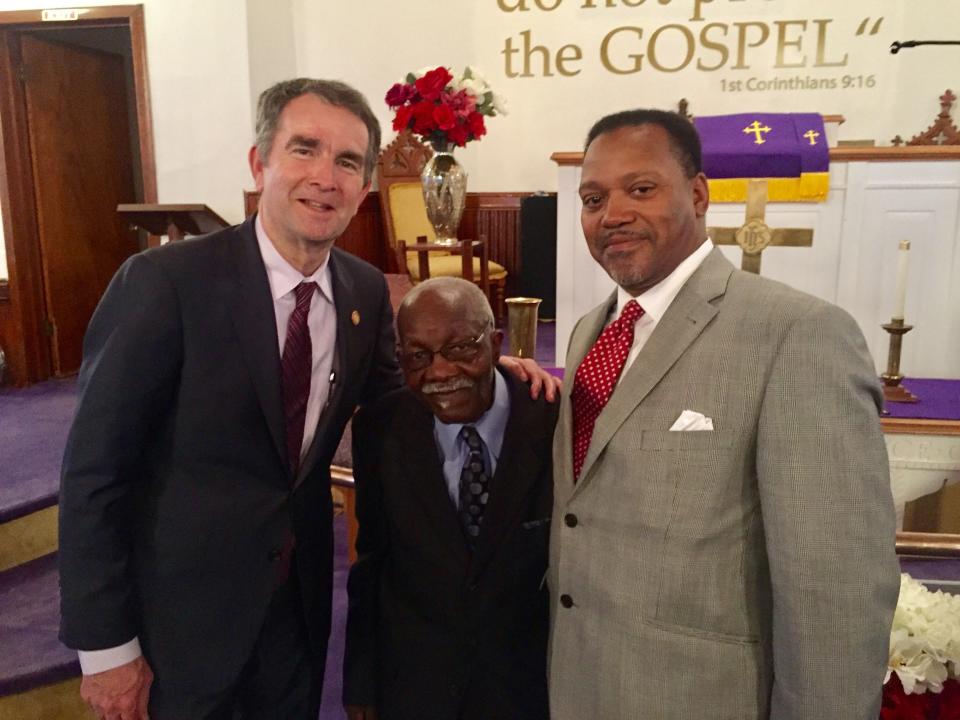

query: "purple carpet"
left=899, top=556, right=960, bottom=582
left=0, top=552, right=79, bottom=695
left=0, top=378, right=75, bottom=522
left=885, top=378, right=960, bottom=420
left=319, top=515, right=349, bottom=719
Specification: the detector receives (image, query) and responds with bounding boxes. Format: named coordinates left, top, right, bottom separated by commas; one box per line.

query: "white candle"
left=892, top=240, right=910, bottom=320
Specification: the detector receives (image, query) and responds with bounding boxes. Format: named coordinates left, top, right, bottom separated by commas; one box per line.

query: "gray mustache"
left=422, top=377, right=475, bottom=394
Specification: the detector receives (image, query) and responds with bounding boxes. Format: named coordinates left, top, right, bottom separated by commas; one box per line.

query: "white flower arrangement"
left=887, top=573, right=960, bottom=695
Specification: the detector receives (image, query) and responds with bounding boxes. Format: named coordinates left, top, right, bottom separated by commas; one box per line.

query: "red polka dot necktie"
left=281, top=281, right=317, bottom=475
left=571, top=299, right=644, bottom=482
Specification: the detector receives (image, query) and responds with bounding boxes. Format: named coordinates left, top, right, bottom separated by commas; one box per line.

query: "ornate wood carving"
left=905, top=90, right=960, bottom=146
left=378, top=129, right=433, bottom=178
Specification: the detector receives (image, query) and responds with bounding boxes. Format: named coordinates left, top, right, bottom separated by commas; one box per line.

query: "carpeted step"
left=0, top=377, right=74, bottom=524
left=0, top=553, right=79, bottom=698
left=0, top=504, right=58, bottom=573
left=0, top=378, right=74, bottom=572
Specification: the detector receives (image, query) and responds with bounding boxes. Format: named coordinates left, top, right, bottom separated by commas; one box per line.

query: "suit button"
left=564, top=513, right=578, bottom=527
left=560, top=593, right=574, bottom=608
left=267, top=547, right=282, bottom=561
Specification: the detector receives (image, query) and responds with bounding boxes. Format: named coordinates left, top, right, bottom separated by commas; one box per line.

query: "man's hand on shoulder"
left=499, top=356, right=561, bottom=402
left=345, top=704, right=378, bottom=720
left=81, top=655, right=153, bottom=720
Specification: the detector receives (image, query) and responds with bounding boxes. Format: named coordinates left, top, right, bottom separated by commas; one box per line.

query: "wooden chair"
left=376, top=130, right=507, bottom=325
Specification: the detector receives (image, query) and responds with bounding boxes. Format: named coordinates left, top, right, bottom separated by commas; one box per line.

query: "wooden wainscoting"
left=243, top=190, right=550, bottom=293
left=461, top=193, right=525, bottom=297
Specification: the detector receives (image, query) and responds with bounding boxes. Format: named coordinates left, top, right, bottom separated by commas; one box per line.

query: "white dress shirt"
left=78, top=219, right=338, bottom=675
left=613, top=238, right=714, bottom=382
left=256, top=215, right=337, bottom=463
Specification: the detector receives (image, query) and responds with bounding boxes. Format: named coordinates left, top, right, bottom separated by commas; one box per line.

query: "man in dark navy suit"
left=59, top=79, right=556, bottom=720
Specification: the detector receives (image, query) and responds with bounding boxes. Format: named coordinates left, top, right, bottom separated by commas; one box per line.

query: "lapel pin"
left=351, top=310, right=360, bottom=326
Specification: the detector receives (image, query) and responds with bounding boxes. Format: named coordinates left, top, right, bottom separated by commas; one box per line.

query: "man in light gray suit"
left=548, top=109, right=900, bottom=719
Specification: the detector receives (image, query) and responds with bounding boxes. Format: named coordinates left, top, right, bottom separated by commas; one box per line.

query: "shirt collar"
left=255, top=214, right=333, bottom=302
left=616, top=238, right=713, bottom=320
left=434, top=368, right=511, bottom=462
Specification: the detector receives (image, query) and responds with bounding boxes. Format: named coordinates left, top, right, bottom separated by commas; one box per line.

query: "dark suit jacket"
left=58, top=216, right=401, bottom=699
left=343, top=371, right=557, bottom=720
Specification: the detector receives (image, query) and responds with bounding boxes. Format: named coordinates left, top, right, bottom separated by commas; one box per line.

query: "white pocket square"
left=669, top=410, right=714, bottom=431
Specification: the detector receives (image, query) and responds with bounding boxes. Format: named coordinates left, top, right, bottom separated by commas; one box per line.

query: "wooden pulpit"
left=117, top=203, right=230, bottom=246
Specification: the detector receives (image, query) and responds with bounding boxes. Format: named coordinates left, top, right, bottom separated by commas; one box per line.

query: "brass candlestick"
left=880, top=317, right=918, bottom=403
left=505, top=297, right=542, bottom=358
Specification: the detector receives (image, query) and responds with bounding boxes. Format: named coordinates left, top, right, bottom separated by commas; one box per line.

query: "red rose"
left=448, top=125, right=470, bottom=147
left=935, top=678, right=960, bottom=720
left=415, top=67, right=452, bottom=101
left=385, top=82, right=414, bottom=108
left=880, top=675, right=929, bottom=720
left=432, top=104, right=456, bottom=131
left=468, top=112, right=486, bottom=139
left=411, top=101, right=436, bottom=134
left=392, top=105, right=414, bottom=132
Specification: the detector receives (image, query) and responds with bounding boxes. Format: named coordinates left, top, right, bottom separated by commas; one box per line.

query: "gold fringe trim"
left=707, top=172, right=830, bottom=203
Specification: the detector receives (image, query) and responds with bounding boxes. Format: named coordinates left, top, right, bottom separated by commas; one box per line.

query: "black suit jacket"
left=344, top=372, right=557, bottom=720
left=58, top=217, right=401, bottom=697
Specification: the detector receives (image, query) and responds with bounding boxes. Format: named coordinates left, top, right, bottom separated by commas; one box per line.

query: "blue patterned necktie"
left=458, top=426, right=490, bottom=549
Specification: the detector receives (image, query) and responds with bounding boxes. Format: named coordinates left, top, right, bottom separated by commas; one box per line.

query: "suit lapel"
left=400, top=397, right=472, bottom=568
left=554, top=295, right=616, bottom=503
left=572, top=249, right=733, bottom=495
left=294, top=249, right=355, bottom=487
left=225, top=217, right=287, bottom=473
left=469, top=373, right=548, bottom=580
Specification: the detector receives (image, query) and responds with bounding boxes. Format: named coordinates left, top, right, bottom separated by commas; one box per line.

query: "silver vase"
left=421, top=141, right=467, bottom=246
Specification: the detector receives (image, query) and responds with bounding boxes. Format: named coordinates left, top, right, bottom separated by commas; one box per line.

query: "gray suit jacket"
left=548, top=248, right=900, bottom=720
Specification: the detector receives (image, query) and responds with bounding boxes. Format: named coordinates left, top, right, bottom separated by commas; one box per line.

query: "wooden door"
left=21, top=33, right=137, bottom=375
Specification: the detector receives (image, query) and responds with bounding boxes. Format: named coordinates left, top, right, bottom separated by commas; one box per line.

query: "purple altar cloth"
left=692, top=113, right=828, bottom=179
left=885, top=378, right=960, bottom=421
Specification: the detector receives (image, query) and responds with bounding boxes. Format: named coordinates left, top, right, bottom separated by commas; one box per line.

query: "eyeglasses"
left=399, top=330, right=488, bottom=371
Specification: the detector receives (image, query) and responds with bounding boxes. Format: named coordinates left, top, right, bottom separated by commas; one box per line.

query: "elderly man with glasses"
left=343, top=277, right=557, bottom=720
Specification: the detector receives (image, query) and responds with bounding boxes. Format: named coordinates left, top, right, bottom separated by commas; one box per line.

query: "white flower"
left=492, top=92, right=509, bottom=116
left=887, top=574, right=960, bottom=695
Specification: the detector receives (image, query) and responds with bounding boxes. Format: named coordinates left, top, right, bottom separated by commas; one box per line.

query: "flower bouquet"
left=385, top=67, right=507, bottom=244
left=385, top=66, right=506, bottom=150
left=882, top=574, right=960, bottom=719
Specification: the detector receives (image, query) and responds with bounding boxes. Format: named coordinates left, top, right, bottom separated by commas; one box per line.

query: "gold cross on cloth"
left=707, top=179, right=814, bottom=274
left=743, top=120, right=772, bottom=145
left=803, top=129, right=821, bottom=146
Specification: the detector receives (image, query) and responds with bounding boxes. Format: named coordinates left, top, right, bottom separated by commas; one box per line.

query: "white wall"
left=0, top=0, right=958, bottom=279
left=293, top=0, right=960, bottom=191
